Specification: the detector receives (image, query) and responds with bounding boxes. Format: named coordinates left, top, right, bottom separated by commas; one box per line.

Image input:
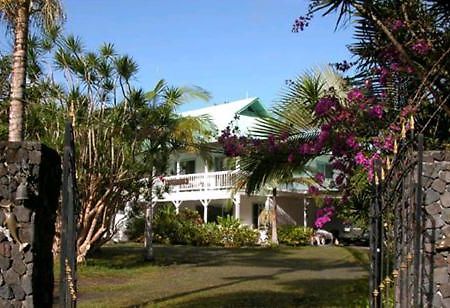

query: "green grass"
left=59, top=243, right=369, bottom=307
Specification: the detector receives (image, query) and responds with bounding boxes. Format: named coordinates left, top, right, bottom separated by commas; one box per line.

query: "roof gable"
left=181, top=97, right=268, bottom=135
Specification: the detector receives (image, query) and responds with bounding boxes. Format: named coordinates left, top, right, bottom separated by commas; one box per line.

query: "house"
left=152, top=97, right=342, bottom=233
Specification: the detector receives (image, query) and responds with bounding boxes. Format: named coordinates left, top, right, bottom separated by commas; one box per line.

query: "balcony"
left=161, top=170, right=236, bottom=193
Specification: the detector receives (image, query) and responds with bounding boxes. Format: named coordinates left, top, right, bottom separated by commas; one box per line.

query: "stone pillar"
left=0, top=142, right=61, bottom=307
left=421, top=151, right=450, bottom=307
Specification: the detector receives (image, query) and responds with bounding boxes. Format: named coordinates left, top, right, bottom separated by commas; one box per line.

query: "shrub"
left=125, top=215, right=145, bottom=242
left=127, top=207, right=259, bottom=247
left=191, top=223, right=221, bottom=246
left=217, top=215, right=259, bottom=247
left=278, top=225, right=314, bottom=246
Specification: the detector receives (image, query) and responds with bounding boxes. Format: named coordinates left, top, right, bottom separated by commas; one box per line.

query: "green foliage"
left=235, top=68, right=346, bottom=194
left=278, top=225, right=314, bottom=246
left=191, top=223, right=221, bottom=246
left=129, top=208, right=259, bottom=247
left=125, top=215, right=145, bottom=242
left=216, top=215, right=259, bottom=247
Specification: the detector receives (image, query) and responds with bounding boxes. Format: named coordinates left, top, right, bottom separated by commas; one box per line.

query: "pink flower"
left=379, top=67, right=390, bottom=84
left=288, top=153, right=295, bottom=163
left=324, top=197, right=334, bottom=206
left=390, top=62, right=401, bottom=72
left=314, top=97, right=337, bottom=117
left=299, top=143, right=313, bottom=155
left=308, top=185, right=319, bottom=195
left=347, top=88, right=364, bottom=102
left=355, top=152, right=368, bottom=166
left=391, top=20, right=405, bottom=31
left=317, top=129, right=330, bottom=145
left=369, top=105, right=383, bottom=119
left=383, top=136, right=394, bottom=151
left=346, top=135, right=358, bottom=149
left=314, top=206, right=335, bottom=228
left=412, top=39, right=431, bottom=55
left=405, top=66, right=414, bottom=74
left=315, top=172, right=325, bottom=185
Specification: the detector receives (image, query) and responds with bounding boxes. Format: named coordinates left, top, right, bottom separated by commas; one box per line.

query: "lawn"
left=62, top=244, right=369, bottom=307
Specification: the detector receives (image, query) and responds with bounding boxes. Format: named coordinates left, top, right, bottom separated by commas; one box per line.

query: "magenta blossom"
left=383, top=136, right=394, bottom=151
left=390, top=62, right=401, bottom=72
left=299, top=143, right=313, bottom=155
left=347, top=88, right=364, bottom=102
left=369, top=105, right=383, bottom=119
left=355, top=152, right=369, bottom=167
left=379, top=67, right=390, bottom=84
left=315, top=97, right=337, bottom=117
left=308, top=185, right=319, bottom=195
left=412, top=40, right=431, bottom=55
left=391, top=19, right=405, bottom=31
left=314, top=206, right=335, bottom=229
left=346, top=135, right=358, bottom=149
left=324, top=196, right=334, bottom=207
left=315, top=172, right=325, bottom=185
left=288, top=153, right=295, bottom=163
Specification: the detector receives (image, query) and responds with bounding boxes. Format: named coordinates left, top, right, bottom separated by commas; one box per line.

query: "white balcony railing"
left=162, top=170, right=235, bottom=193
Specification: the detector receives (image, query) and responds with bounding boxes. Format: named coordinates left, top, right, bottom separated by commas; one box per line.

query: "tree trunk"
left=9, top=0, right=30, bottom=142
left=271, top=188, right=278, bottom=245
left=144, top=167, right=155, bottom=261
left=144, top=202, right=153, bottom=261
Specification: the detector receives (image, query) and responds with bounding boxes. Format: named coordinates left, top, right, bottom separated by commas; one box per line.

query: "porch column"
left=173, top=200, right=182, bottom=214
left=304, top=198, right=308, bottom=228
left=204, top=163, right=208, bottom=191
left=176, top=160, right=180, bottom=175
left=233, top=194, right=240, bottom=220
left=200, top=199, right=210, bottom=223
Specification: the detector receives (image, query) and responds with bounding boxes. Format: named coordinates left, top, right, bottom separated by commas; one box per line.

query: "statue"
left=0, top=199, right=29, bottom=252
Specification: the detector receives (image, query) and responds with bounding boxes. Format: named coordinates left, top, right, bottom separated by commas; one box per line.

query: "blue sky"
left=6, top=1, right=355, bottom=111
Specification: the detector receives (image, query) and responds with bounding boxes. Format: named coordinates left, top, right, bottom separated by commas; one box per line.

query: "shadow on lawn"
left=128, top=278, right=368, bottom=307
left=82, top=244, right=368, bottom=307
left=86, top=244, right=367, bottom=271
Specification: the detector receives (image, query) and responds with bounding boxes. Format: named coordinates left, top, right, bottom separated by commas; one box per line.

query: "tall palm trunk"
left=8, top=0, right=30, bottom=142
left=271, top=188, right=278, bottom=245
left=144, top=166, right=155, bottom=261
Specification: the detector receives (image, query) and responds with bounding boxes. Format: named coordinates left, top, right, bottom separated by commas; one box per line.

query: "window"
left=252, top=203, right=265, bottom=228
left=317, top=161, right=333, bottom=179
left=180, top=160, right=196, bottom=174
left=214, top=157, right=225, bottom=171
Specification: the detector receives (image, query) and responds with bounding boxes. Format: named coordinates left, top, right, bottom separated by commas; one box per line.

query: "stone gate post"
left=0, top=142, right=61, bottom=307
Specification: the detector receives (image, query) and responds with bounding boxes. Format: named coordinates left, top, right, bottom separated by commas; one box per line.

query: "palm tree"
left=139, top=80, right=214, bottom=261
left=241, top=67, right=345, bottom=193
left=233, top=68, right=345, bottom=244
left=0, top=0, right=63, bottom=141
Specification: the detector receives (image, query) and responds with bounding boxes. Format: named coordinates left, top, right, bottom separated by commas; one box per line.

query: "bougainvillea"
left=220, top=0, right=449, bottom=229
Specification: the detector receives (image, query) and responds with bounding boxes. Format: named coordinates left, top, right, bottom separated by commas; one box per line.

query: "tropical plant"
left=221, top=0, right=450, bottom=231
left=9, top=31, right=214, bottom=261
left=220, top=68, right=345, bottom=194
left=278, top=225, right=314, bottom=246
left=132, top=80, right=213, bottom=260
left=0, top=0, right=63, bottom=141
left=219, top=68, right=348, bottom=236
left=300, top=0, right=450, bottom=144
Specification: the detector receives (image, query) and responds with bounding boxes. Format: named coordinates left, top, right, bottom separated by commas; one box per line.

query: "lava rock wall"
left=0, top=142, right=61, bottom=307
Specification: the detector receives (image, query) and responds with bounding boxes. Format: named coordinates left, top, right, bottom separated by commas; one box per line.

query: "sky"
left=5, top=1, right=355, bottom=111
